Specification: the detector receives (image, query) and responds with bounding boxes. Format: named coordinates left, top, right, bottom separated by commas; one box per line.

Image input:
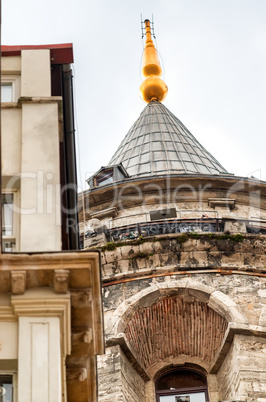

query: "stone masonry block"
left=182, top=239, right=197, bottom=252
left=139, top=242, right=154, bottom=254
left=221, top=253, right=244, bottom=267
left=120, top=245, right=139, bottom=259
left=117, top=259, right=130, bottom=274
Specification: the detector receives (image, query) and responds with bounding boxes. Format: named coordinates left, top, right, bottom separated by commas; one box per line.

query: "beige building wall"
left=20, top=102, right=61, bottom=251
left=21, top=49, right=51, bottom=97
left=0, top=47, right=104, bottom=402
left=1, top=109, right=22, bottom=177
left=1, top=50, right=62, bottom=252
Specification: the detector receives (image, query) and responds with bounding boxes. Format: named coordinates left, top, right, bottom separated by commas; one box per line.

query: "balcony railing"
left=103, top=217, right=266, bottom=242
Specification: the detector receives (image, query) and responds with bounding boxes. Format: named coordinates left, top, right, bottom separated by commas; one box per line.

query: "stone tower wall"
left=80, top=176, right=266, bottom=401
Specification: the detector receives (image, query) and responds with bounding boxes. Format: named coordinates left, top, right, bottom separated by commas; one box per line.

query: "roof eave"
left=1, top=43, right=74, bottom=64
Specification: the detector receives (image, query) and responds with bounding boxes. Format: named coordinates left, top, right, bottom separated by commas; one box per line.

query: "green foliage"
left=229, top=233, right=244, bottom=242
left=177, top=234, right=189, bottom=243
left=217, top=233, right=244, bottom=242
left=102, top=232, right=244, bottom=251
left=188, top=232, right=200, bottom=239
left=134, top=236, right=144, bottom=245
left=101, top=242, right=116, bottom=252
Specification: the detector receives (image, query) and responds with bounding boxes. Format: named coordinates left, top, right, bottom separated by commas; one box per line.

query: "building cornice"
left=0, top=250, right=100, bottom=271
left=1, top=43, right=74, bottom=64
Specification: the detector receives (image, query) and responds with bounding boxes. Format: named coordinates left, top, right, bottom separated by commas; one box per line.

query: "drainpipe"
left=62, top=65, right=79, bottom=250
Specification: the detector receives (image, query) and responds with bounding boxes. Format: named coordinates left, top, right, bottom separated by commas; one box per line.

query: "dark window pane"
left=2, top=194, right=13, bottom=236
left=157, top=370, right=207, bottom=391
left=0, top=375, right=13, bottom=402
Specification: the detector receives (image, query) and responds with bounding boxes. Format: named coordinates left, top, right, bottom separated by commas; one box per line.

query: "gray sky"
left=2, top=0, right=266, bottom=190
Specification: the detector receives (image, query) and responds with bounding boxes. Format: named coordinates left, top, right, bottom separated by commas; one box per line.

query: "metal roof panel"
left=109, top=100, right=228, bottom=177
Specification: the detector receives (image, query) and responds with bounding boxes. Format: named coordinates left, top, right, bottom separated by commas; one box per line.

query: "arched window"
left=155, top=368, right=209, bottom=402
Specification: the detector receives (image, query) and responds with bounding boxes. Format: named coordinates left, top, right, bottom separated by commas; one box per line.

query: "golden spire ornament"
left=139, top=19, right=168, bottom=103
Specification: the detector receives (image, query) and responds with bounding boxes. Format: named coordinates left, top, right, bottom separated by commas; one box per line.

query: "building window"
left=95, top=169, right=114, bottom=187
left=156, top=368, right=209, bottom=402
left=1, top=83, right=13, bottom=102
left=2, top=194, right=16, bottom=252
left=0, top=375, right=13, bottom=402
left=88, top=164, right=129, bottom=188
left=2, top=194, right=13, bottom=236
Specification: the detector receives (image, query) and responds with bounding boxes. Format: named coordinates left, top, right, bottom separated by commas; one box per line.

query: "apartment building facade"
left=0, top=44, right=104, bottom=402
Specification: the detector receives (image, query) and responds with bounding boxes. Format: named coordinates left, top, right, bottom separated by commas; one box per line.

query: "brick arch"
left=112, top=280, right=246, bottom=337
left=124, top=294, right=227, bottom=371
left=106, top=280, right=248, bottom=374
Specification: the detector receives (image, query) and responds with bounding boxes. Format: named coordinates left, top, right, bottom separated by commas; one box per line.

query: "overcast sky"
left=2, top=0, right=266, bottom=190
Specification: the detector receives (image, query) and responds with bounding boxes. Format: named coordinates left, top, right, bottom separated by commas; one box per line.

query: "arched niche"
left=124, top=293, right=227, bottom=374
left=108, top=280, right=246, bottom=378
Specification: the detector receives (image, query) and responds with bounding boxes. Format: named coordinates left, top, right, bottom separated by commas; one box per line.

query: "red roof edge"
left=1, top=43, right=74, bottom=64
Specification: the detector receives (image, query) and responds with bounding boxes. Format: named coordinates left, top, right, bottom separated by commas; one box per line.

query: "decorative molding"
left=72, top=330, right=92, bottom=345
left=0, top=251, right=96, bottom=271
left=0, top=305, right=16, bottom=322
left=54, top=269, right=69, bottom=294
left=11, top=289, right=71, bottom=356
left=0, top=250, right=104, bottom=402
left=11, top=271, right=26, bottom=295
left=67, top=368, right=87, bottom=382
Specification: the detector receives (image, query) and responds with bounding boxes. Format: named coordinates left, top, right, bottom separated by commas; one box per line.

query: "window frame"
left=2, top=190, right=18, bottom=252
left=1, top=83, right=13, bottom=103
left=155, top=368, right=209, bottom=402
left=1, top=75, right=21, bottom=103
left=156, top=387, right=209, bottom=402
left=0, top=371, right=17, bottom=402
left=94, top=168, right=114, bottom=187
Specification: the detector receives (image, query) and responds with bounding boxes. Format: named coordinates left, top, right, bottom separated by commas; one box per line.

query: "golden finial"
left=139, top=19, right=168, bottom=103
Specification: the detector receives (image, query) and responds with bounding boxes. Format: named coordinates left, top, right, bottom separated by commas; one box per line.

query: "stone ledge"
left=1, top=96, right=63, bottom=109
left=208, top=198, right=236, bottom=209
left=90, top=207, right=118, bottom=219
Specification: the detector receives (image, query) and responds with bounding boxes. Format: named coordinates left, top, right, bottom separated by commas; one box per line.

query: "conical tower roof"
left=109, top=100, right=228, bottom=177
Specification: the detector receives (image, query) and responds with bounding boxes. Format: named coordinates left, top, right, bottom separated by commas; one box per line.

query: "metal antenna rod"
left=140, top=14, right=145, bottom=39
left=151, top=14, right=156, bottom=39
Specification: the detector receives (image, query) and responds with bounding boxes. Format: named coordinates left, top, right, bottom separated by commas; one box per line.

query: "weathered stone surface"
left=99, top=235, right=266, bottom=283
left=11, top=271, right=26, bottom=295
left=97, top=345, right=145, bottom=402
left=80, top=166, right=266, bottom=401
left=54, top=269, right=69, bottom=293
left=224, top=220, right=247, bottom=233
left=97, top=273, right=266, bottom=401
left=217, top=335, right=266, bottom=401
left=84, top=232, right=107, bottom=248
left=105, top=250, right=122, bottom=264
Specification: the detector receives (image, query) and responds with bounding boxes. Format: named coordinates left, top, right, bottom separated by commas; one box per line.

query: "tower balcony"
left=103, top=215, right=266, bottom=243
